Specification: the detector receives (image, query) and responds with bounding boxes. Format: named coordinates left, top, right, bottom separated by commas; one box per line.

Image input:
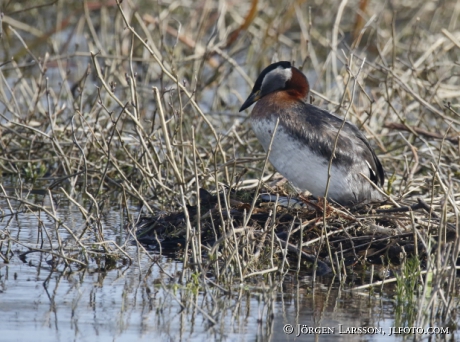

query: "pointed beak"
left=239, top=90, right=261, bottom=112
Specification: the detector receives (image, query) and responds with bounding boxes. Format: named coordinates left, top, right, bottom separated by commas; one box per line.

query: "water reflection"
left=0, top=190, right=457, bottom=342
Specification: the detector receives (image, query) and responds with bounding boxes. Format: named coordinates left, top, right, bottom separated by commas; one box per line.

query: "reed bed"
left=0, top=0, right=459, bottom=331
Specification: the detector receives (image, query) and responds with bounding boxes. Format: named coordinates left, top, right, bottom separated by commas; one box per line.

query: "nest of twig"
left=135, top=186, right=457, bottom=278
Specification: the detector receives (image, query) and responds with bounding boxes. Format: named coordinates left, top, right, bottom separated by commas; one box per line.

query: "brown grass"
left=0, top=0, right=459, bottom=329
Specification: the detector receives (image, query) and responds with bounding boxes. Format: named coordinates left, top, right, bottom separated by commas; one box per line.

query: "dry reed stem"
left=0, top=4, right=458, bottom=324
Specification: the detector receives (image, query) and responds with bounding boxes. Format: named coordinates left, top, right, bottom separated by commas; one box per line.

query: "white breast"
left=251, top=117, right=352, bottom=202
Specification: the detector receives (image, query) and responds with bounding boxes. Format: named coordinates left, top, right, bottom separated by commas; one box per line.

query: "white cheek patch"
left=260, top=67, right=293, bottom=94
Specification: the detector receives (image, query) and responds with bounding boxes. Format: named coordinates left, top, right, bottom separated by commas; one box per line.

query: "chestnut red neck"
left=285, top=67, right=309, bottom=100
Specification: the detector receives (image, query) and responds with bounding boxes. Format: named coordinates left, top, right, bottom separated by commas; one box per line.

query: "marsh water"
left=0, top=183, right=457, bottom=342
left=2, top=1, right=460, bottom=340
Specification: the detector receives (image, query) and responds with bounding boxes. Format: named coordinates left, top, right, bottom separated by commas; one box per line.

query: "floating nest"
left=135, top=187, right=457, bottom=278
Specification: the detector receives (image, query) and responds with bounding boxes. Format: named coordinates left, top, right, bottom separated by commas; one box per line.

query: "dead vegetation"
left=0, top=0, right=459, bottom=330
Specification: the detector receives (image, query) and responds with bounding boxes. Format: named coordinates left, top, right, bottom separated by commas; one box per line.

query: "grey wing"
left=341, top=122, right=384, bottom=187
left=301, top=104, right=384, bottom=187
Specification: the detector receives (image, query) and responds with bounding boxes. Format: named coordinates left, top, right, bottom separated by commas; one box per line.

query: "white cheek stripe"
left=261, top=67, right=292, bottom=91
